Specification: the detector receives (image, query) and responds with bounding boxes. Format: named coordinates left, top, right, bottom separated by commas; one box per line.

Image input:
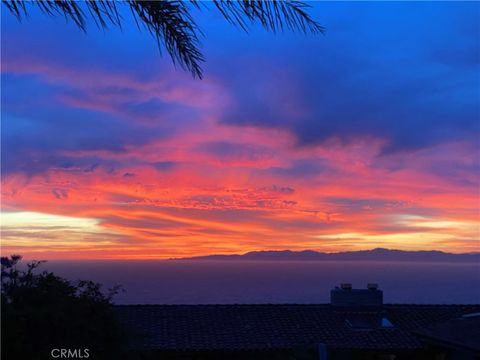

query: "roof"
left=415, top=313, right=480, bottom=352
left=115, top=304, right=480, bottom=351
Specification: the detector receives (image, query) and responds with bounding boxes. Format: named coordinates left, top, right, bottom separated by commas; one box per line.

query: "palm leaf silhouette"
left=2, top=0, right=324, bottom=78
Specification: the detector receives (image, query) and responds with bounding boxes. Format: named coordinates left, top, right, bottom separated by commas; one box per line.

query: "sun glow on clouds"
left=1, top=2, right=479, bottom=259
left=2, top=211, right=100, bottom=229
left=1, top=212, right=123, bottom=258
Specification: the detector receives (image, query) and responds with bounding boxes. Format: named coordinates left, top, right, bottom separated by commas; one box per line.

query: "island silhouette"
left=173, top=248, right=479, bottom=262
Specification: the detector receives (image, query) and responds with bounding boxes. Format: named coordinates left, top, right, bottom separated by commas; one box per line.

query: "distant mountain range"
left=174, top=248, right=479, bottom=262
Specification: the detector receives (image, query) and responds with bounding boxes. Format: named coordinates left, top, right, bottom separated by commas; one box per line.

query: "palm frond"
left=2, top=1, right=121, bottom=30
left=2, top=0, right=323, bottom=78
left=212, top=0, right=324, bottom=34
left=128, top=1, right=203, bottom=79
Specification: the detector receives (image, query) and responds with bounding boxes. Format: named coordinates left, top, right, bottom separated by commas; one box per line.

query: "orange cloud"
left=2, top=131, right=478, bottom=259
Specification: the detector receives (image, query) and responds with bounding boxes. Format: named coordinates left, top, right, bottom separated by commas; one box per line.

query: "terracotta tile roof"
left=115, top=304, right=480, bottom=351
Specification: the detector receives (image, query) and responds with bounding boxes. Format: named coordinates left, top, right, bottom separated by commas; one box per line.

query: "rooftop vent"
left=346, top=315, right=394, bottom=330
left=341, top=283, right=352, bottom=290
left=331, top=283, right=383, bottom=310
left=367, top=283, right=378, bottom=290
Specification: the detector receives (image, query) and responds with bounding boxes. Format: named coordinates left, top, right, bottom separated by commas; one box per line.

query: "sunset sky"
left=1, top=2, right=479, bottom=259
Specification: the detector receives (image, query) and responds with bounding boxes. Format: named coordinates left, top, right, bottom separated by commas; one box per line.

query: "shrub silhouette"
left=1, top=255, right=126, bottom=360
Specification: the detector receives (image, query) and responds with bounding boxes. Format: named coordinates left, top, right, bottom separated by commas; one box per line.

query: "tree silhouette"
left=2, top=0, right=324, bottom=78
left=1, top=255, right=127, bottom=360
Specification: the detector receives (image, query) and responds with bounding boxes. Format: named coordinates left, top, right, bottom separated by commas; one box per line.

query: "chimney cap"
left=331, top=284, right=383, bottom=309
left=367, top=283, right=379, bottom=290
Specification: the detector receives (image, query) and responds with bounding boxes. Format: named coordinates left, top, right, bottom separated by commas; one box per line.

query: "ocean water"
left=43, top=260, right=480, bottom=305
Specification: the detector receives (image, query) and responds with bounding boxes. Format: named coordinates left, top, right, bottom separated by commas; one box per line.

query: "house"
left=115, top=284, right=480, bottom=359
left=415, top=313, right=480, bottom=360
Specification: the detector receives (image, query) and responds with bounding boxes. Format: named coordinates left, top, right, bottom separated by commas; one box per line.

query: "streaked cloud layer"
left=1, top=2, right=479, bottom=259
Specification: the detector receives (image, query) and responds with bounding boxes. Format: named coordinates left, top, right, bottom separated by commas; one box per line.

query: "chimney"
left=331, top=283, right=383, bottom=310
left=341, top=283, right=352, bottom=290
left=367, top=283, right=378, bottom=290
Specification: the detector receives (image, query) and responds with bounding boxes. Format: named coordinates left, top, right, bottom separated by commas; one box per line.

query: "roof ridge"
left=113, top=303, right=480, bottom=307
